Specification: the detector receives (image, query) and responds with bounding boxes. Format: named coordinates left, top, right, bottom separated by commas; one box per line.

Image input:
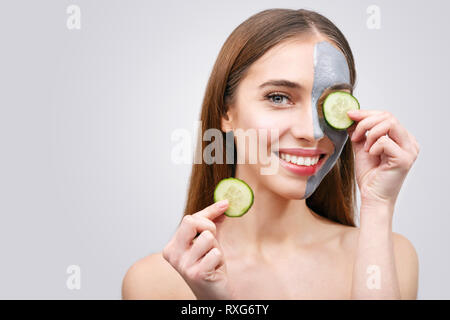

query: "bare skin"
left=122, top=218, right=417, bottom=299
left=122, top=33, right=419, bottom=299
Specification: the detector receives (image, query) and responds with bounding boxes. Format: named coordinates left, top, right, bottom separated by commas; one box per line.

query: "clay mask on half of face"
left=302, top=41, right=352, bottom=199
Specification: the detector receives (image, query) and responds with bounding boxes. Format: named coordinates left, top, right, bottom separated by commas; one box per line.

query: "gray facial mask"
left=303, top=41, right=351, bottom=199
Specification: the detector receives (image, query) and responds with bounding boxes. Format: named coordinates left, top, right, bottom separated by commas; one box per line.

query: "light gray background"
left=0, top=0, right=448, bottom=299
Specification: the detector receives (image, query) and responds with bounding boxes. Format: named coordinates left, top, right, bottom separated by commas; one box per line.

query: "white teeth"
left=278, top=152, right=321, bottom=166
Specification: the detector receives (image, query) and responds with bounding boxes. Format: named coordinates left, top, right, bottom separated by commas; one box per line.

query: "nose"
left=290, top=102, right=325, bottom=142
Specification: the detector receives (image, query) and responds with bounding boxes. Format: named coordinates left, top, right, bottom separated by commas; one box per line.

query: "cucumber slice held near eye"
left=214, top=178, right=254, bottom=217
left=323, top=91, right=360, bottom=130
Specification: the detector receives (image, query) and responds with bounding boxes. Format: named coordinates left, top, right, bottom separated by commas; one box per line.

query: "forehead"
left=244, top=38, right=316, bottom=89
left=243, top=36, right=350, bottom=90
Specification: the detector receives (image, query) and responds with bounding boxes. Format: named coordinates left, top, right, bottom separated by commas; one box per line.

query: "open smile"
left=273, top=150, right=327, bottom=176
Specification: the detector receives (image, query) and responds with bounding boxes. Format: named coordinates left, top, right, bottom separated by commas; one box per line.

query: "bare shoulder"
left=391, top=231, right=419, bottom=263
left=391, top=232, right=419, bottom=299
left=122, top=252, right=196, bottom=300
left=338, top=226, right=419, bottom=299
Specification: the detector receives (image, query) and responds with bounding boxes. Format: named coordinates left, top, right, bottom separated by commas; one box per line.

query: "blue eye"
left=266, top=93, right=292, bottom=106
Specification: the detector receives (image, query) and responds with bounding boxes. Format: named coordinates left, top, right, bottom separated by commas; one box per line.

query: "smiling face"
left=222, top=34, right=352, bottom=200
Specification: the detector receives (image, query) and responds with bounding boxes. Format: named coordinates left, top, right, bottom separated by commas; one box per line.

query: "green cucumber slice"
left=214, top=178, right=254, bottom=217
left=323, top=91, right=360, bottom=130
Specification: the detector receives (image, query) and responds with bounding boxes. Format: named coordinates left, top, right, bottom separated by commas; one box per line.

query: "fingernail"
left=217, top=199, right=229, bottom=208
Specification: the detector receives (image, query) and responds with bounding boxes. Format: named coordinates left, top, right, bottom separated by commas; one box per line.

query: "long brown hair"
left=183, top=8, right=358, bottom=227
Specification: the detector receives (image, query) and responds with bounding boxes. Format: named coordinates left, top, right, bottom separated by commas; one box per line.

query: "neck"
left=216, top=165, right=324, bottom=257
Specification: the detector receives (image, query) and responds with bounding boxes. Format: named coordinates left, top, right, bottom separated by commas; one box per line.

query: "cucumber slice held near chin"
left=214, top=177, right=254, bottom=217
left=323, top=91, right=360, bottom=130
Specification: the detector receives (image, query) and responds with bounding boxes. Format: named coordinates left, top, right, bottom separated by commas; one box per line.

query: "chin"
left=263, top=174, right=307, bottom=200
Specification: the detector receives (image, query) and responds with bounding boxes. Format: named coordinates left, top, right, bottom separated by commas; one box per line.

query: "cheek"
left=233, top=108, right=290, bottom=165
left=253, top=116, right=289, bottom=152
left=238, top=107, right=290, bottom=139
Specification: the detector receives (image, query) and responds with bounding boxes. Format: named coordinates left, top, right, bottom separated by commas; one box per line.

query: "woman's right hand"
left=162, top=199, right=235, bottom=300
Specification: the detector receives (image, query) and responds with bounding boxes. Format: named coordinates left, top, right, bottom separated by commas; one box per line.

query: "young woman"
left=122, top=8, right=420, bottom=299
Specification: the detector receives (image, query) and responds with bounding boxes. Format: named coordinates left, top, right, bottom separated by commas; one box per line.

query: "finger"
left=347, top=109, right=385, bottom=120
left=183, top=230, right=217, bottom=267
left=191, top=215, right=218, bottom=239
left=364, top=118, right=411, bottom=151
left=194, top=199, right=229, bottom=221
left=350, top=112, right=389, bottom=142
left=363, top=120, right=392, bottom=152
left=368, top=135, right=404, bottom=159
left=197, top=248, right=224, bottom=279
left=174, top=215, right=217, bottom=252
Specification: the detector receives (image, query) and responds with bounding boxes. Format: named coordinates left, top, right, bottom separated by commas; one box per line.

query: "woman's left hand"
left=346, top=109, right=420, bottom=209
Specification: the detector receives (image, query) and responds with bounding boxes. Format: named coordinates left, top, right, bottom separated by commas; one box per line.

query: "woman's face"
left=222, top=35, right=352, bottom=200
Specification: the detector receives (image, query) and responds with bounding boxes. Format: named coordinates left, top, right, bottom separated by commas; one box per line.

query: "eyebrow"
left=258, top=79, right=353, bottom=92
left=258, top=79, right=302, bottom=90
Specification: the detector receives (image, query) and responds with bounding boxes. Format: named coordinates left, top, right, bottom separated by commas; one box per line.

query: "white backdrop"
left=0, top=0, right=448, bottom=299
